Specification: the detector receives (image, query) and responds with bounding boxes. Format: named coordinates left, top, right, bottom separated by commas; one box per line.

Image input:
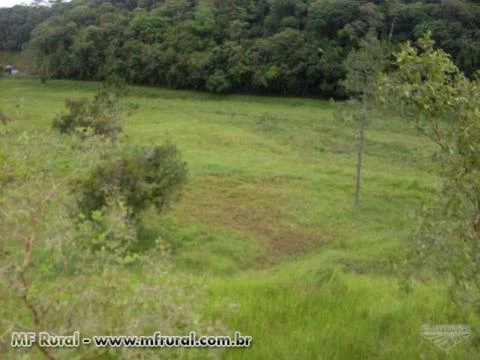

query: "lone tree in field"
left=379, top=32, right=480, bottom=334
left=341, top=32, right=387, bottom=206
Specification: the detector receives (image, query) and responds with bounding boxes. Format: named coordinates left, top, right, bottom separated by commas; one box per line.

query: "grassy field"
left=1, top=77, right=476, bottom=359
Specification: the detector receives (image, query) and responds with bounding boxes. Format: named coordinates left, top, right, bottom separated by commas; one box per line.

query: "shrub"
left=52, top=77, right=129, bottom=139
left=53, top=97, right=122, bottom=139
left=75, top=144, right=187, bottom=220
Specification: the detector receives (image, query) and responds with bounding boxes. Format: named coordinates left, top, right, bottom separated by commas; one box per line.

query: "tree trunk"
left=474, top=195, right=480, bottom=232
left=355, top=121, right=365, bottom=206
left=389, top=16, right=396, bottom=42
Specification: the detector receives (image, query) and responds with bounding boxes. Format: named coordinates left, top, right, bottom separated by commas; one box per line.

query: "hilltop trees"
left=3, top=0, right=480, bottom=97
left=0, top=4, right=51, bottom=52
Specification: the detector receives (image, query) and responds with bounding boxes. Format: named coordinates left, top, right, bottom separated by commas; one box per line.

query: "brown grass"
left=176, top=175, right=325, bottom=257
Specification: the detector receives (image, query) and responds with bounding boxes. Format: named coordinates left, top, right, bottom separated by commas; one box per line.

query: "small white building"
left=3, top=65, right=19, bottom=75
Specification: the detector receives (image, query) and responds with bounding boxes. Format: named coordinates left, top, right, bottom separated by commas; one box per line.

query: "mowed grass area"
left=1, top=78, right=476, bottom=359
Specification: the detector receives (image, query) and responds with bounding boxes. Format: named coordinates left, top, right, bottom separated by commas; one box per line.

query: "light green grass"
left=1, top=78, right=476, bottom=359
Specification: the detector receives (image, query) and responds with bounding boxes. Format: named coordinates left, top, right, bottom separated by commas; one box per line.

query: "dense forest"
left=2, top=0, right=480, bottom=96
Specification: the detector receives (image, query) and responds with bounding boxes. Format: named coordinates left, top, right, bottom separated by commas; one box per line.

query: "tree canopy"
left=2, top=0, right=480, bottom=96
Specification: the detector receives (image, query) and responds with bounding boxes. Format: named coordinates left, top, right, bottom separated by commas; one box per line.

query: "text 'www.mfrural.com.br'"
left=11, top=331, right=253, bottom=349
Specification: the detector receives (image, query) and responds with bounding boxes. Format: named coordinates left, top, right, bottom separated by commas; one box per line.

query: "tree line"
left=2, top=0, right=480, bottom=96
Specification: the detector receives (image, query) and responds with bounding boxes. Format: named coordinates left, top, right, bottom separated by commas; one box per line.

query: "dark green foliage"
left=0, top=4, right=51, bottom=52
left=75, top=144, right=188, bottom=220
left=2, top=0, right=480, bottom=96
left=207, top=69, right=232, bottom=93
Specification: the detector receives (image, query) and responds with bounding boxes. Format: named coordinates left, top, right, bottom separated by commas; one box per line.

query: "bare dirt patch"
left=177, top=175, right=325, bottom=257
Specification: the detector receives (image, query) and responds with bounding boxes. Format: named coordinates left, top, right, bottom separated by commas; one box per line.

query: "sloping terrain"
left=1, top=78, right=474, bottom=359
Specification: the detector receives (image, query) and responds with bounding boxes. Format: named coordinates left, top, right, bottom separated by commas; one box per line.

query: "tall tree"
left=341, top=22, right=387, bottom=206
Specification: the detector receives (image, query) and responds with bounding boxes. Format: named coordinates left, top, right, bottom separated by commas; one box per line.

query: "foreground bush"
left=379, top=33, right=480, bottom=346
left=0, top=130, right=222, bottom=360
left=75, top=144, right=187, bottom=221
